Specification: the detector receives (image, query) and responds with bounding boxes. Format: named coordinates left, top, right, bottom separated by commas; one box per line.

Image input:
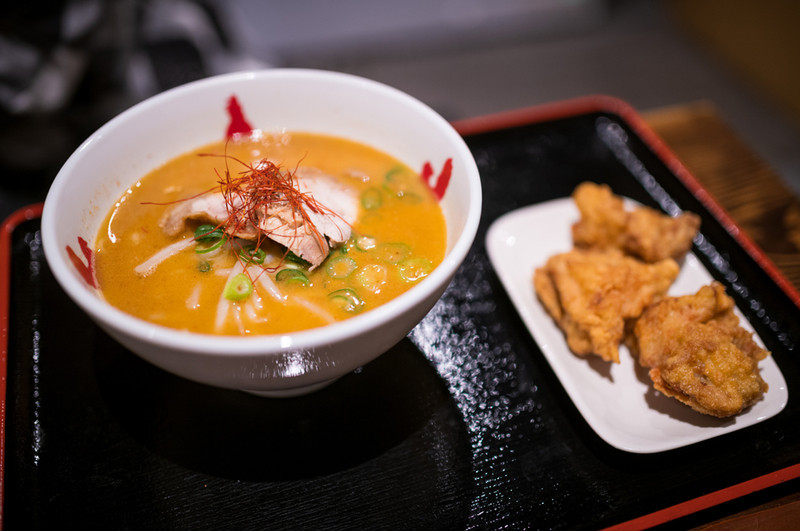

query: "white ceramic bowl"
left=42, top=69, right=481, bottom=396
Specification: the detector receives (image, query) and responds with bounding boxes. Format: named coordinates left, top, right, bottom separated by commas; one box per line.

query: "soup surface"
left=95, top=132, right=446, bottom=335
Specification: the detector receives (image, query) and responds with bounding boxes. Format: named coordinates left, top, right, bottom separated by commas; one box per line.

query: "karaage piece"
left=571, top=182, right=701, bottom=262
left=534, top=249, right=679, bottom=363
left=630, top=282, right=769, bottom=418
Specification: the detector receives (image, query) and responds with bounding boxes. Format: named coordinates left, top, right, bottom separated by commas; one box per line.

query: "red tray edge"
left=0, top=202, right=44, bottom=525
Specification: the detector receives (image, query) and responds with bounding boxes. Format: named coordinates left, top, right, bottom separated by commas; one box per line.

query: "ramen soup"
left=94, top=132, right=447, bottom=335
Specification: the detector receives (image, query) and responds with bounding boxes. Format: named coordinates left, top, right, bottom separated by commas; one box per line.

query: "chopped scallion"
left=284, top=251, right=311, bottom=267
left=276, top=268, right=309, bottom=285
left=328, top=288, right=364, bottom=313
left=354, top=264, right=387, bottom=293
left=325, top=256, right=357, bottom=279
left=384, top=166, right=406, bottom=180
left=239, top=244, right=266, bottom=264
left=194, top=224, right=221, bottom=240
left=383, top=167, right=419, bottom=200
left=224, top=273, right=253, bottom=301
left=194, top=224, right=226, bottom=254
left=398, top=258, right=433, bottom=282
left=361, top=187, right=383, bottom=210
left=377, top=242, right=411, bottom=264
left=355, top=234, right=377, bottom=252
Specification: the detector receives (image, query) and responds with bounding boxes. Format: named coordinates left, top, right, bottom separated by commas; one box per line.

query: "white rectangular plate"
left=486, top=198, right=789, bottom=453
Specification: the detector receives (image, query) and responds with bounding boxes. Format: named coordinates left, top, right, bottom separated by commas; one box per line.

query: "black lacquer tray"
left=3, top=97, right=799, bottom=530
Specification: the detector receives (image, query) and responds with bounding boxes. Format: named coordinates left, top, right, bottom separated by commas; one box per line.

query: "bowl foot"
left=241, top=377, right=340, bottom=398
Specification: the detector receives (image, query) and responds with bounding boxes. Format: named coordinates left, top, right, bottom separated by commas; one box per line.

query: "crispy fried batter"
left=630, top=282, right=769, bottom=417
left=534, top=249, right=679, bottom=363
left=571, top=182, right=700, bottom=262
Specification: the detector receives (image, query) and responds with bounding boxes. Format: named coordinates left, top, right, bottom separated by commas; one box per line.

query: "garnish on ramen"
left=94, top=132, right=446, bottom=335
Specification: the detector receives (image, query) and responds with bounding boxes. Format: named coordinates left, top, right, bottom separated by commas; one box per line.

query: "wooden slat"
left=643, top=101, right=800, bottom=292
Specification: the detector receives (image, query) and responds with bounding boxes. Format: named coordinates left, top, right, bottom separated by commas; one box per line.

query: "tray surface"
left=3, top=101, right=800, bottom=529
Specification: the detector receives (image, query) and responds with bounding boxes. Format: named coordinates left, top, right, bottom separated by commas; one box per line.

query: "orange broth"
left=94, top=132, right=446, bottom=335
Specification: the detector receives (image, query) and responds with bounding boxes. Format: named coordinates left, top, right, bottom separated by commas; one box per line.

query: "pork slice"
left=256, top=167, right=357, bottom=267
left=159, top=167, right=357, bottom=268
left=297, top=167, right=357, bottom=241
left=159, top=194, right=259, bottom=239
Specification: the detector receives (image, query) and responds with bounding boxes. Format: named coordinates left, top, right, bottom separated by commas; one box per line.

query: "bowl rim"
left=42, top=68, right=482, bottom=356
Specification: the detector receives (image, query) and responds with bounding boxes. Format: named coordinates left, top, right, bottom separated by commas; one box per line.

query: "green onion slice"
left=398, top=258, right=433, bottom=282
left=239, top=244, right=266, bottom=264
left=355, top=235, right=377, bottom=252
left=384, top=165, right=407, bottom=181
left=284, top=251, right=311, bottom=267
left=194, top=224, right=226, bottom=254
left=197, top=260, right=211, bottom=273
left=194, top=224, right=224, bottom=241
left=224, top=273, right=253, bottom=301
left=328, top=288, right=365, bottom=313
left=196, top=238, right=226, bottom=254
left=376, top=242, right=411, bottom=264
left=383, top=167, right=420, bottom=201
left=325, top=256, right=357, bottom=279
left=354, top=264, right=387, bottom=293
left=361, top=187, right=383, bottom=210
left=275, top=268, right=309, bottom=285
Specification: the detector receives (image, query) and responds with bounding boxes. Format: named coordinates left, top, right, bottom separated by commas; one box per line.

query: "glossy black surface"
left=4, top=112, right=800, bottom=529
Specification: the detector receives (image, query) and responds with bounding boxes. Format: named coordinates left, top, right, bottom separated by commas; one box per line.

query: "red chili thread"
left=200, top=154, right=347, bottom=275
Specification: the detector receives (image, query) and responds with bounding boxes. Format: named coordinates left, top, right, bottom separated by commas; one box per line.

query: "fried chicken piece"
left=571, top=182, right=701, bottom=262
left=630, top=282, right=769, bottom=417
left=534, top=249, right=680, bottom=363
left=569, top=182, right=628, bottom=251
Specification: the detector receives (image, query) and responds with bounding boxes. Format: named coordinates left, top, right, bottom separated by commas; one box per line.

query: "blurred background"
left=2, top=0, right=800, bottom=220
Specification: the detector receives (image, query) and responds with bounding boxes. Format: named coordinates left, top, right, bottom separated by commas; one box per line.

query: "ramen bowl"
left=42, top=69, right=481, bottom=396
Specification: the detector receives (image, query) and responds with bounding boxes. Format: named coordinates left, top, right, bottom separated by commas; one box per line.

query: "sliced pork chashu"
left=160, top=166, right=357, bottom=267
